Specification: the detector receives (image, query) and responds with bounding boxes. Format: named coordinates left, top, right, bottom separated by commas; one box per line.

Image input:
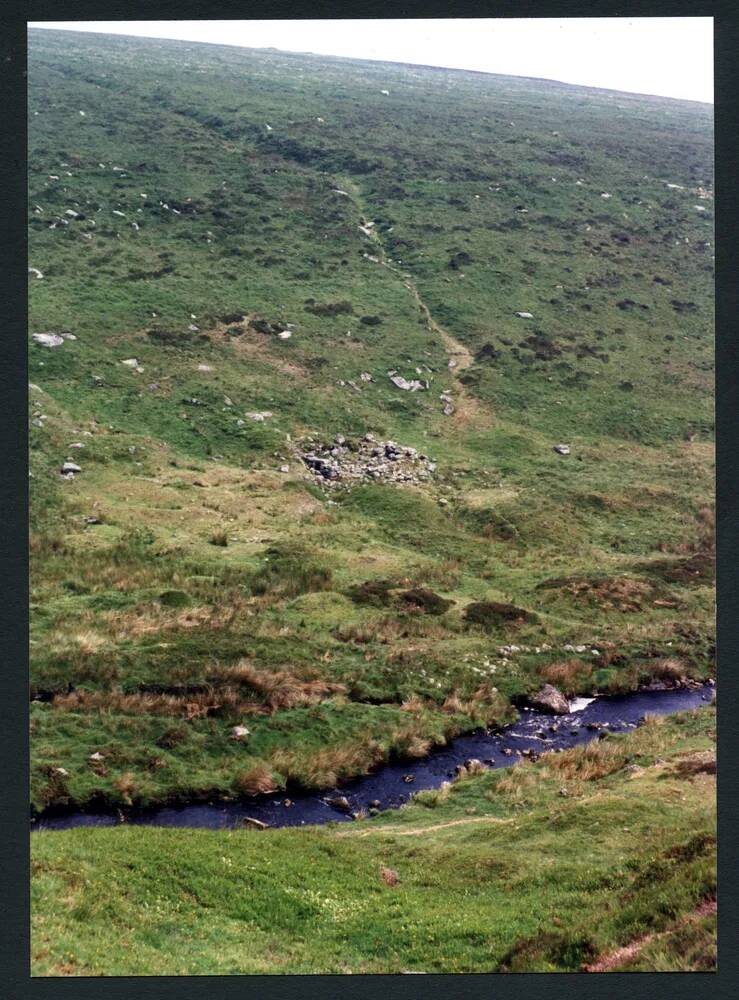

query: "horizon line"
left=27, top=24, right=714, bottom=107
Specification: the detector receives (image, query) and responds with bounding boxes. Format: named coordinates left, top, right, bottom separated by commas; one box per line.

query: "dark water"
left=34, top=684, right=713, bottom=832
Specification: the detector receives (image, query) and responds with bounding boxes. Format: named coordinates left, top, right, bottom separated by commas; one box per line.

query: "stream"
left=34, top=684, right=713, bottom=832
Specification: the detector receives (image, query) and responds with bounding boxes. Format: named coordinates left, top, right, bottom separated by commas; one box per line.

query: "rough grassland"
left=28, top=28, right=714, bottom=974
left=28, top=30, right=714, bottom=816
left=31, top=709, right=716, bottom=974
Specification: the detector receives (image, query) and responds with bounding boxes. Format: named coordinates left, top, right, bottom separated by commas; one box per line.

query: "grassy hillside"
left=31, top=708, right=716, bottom=974
left=28, top=29, right=714, bottom=817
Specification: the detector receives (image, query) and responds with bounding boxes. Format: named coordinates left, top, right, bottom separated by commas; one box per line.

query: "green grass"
left=31, top=708, right=716, bottom=974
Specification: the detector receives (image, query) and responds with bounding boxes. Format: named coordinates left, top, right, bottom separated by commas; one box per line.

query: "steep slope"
left=28, top=29, right=714, bottom=817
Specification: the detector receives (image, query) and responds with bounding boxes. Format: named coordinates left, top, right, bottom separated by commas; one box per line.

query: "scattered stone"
left=89, top=752, right=105, bottom=762
left=553, top=444, right=571, bottom=456
left=32, top=333, right=64, bottom=348
left=28, top=267, right=44, bottom=279
left=230, top=725, right=251, bottom=741
left=245, top=411, right=273, bottom=422
left=61, top=462, right=81, bottom=475
left=279, top=465, right=290, bottom=473
left=197, top=364, right=213, bottom=372
left=389, top=374, right=428, bottom=391
left=515, top=311, right=533, bottom=318
left=528, top=684, right=570, bottom=715
left=277, top=330, right=292, bottom=340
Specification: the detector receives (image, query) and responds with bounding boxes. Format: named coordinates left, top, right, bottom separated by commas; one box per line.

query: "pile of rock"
left=297, top=433, right=436, bottom=487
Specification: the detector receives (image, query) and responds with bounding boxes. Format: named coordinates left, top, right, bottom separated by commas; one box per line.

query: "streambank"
left=34, top=683, right=714, bottom=832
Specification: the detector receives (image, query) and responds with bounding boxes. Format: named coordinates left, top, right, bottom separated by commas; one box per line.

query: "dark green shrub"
left=401, top=588, right=453, bottom=615
left=347, top=579, right=395, bottom=606
left=464, top=601, right=536, bottom=629
left=158, top=590, right=191, bottom=607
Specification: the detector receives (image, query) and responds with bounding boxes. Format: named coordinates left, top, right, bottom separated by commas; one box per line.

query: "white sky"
left=28, top=18, right=714, bottom=104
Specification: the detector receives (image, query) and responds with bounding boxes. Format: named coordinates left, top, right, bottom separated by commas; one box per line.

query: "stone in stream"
left=242, top=817, right=269, bottom=830
left=527, top=684, right=570, bottom=715
left=326, top=795, right=352, bottom=814
left=403, top=774, right=415, bottom=783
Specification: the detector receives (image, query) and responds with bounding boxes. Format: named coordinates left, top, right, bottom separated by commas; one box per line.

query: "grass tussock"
left=52, top=687, right=263, bottom=720
left=414, top=780, right=453, bottom=809
left=215, top=661, right=347, bottom=711
left=112, top=771, right=137, bottom=806
left=235, top=763, right=278, bottom=796
left=647, top=657, right=689, bottom=683
left=441, top=684, right=510, bottom=725
left=270, top=737, right=386, bottom=789
left=538, top=658, right=593, bottom=694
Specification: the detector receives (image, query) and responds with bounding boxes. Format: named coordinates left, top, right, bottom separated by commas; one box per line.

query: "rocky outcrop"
left=297, top=434, right=436, bottom=487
